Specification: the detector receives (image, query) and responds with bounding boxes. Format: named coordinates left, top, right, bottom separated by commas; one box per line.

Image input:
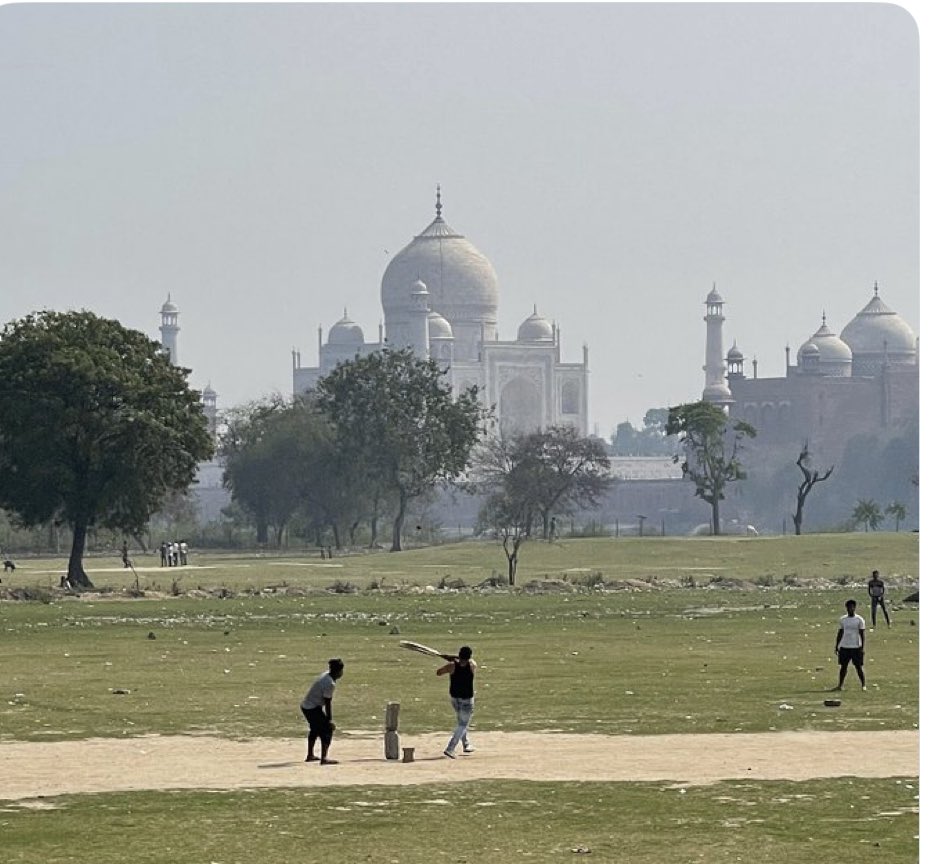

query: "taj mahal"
left=291, top=188, right=589, bottom=437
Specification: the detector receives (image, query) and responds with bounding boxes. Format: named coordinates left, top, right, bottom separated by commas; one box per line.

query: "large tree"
left=0, top=310, right=213, bottom=588
left=219, top=398, right=308, bottom=546
left=665, top=401, right=756, bottom=535
left=316, top=348, right=488, bottom=551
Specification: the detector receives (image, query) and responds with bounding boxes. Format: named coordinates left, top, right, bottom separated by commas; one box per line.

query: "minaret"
left=202, top=384, right=218, bottom=441
left=159, top=294, right=180, bottom=365
left=409, top=278, right=431, bottom=359
left=702, top=284, right=732, bottom=406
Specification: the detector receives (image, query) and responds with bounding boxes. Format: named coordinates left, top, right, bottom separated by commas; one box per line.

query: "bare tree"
left=792, top=443, right=834, bottom=535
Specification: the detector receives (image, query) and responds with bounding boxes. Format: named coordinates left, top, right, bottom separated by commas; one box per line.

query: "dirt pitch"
left=0, top=729, right=917, bottom=801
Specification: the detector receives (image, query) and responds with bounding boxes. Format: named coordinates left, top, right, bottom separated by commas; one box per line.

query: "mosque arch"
left=561, top=379, right=580, bottom=415
left=499, top=376, right=542, bottom=438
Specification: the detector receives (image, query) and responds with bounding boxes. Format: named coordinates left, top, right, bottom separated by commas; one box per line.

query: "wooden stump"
left=385, top=701, right=400, bottom=732
left=384, top=730, right=399, bottom=760
left=402, top=747, right=415, bottom=763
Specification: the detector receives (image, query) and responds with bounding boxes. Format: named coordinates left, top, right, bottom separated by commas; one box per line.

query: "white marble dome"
left=161, top=295, right=179, bottom=314
left=327, top=311, right=364, bottom=346
left=428, top=310, right=453, bottom=340
left=517, top=306, right=554, bottom=342
left=797, top=316, right=852, bottom=375
left=381, top=197, right=499, bottom=327
left=840, top=284, right=917, bottom=362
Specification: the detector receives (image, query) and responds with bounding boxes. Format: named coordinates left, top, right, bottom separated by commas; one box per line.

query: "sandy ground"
left=0, top=729, right=917, bottom=801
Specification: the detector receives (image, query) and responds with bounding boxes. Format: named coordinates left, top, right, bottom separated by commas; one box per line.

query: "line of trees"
left=221, top=348, right=490, bottom=553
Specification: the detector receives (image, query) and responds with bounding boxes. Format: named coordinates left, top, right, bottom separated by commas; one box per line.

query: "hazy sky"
left=0, top=3, right=919, bottom=437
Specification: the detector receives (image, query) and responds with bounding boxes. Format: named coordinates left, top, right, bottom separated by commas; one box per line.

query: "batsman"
left=437, top=646, right=477, bottom=759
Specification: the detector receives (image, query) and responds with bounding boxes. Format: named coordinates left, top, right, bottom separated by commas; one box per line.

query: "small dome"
left=428, top=310, right=453, bottom=340
left=411, top=278, right=429, bottom=297
left=327, top=310, right=365, bottom=346
left=202, top=383, right=217, bottom=398
left=705, top=284, right=723, bottom=304
left=517, top=306, right=554, bottom=342
left=797, top=315, right=852, bottom=376
left=840, top=283, right=917, bottom=369
left=727, top=341, right=743, bottom=361
left=161, top=294, right=178, bottom=314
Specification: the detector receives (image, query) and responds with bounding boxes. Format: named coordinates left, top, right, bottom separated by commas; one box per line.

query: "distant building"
left=157, top=296, right=227, bottom=522
left=292, top=187, right=590, bottom=437
left=702, top=282, right=918, bottom=466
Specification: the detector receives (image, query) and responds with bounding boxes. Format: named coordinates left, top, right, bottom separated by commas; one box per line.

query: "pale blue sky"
left=0, top=3, right=919, bottom=435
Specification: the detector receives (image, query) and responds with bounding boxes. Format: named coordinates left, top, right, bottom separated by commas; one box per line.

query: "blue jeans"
left=446, top=697, right=474, bottom=753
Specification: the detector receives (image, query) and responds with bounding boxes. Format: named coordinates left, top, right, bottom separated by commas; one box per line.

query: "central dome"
left=381, top=192, right=499, bottom=328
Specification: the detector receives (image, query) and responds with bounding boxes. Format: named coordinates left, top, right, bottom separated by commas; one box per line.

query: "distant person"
left=867, top=570, right=891, bottom=627
left=179, top=540, right=189, bottom=566
left=437, top=646, right=477, bottom=758
left=3, top=559, right=15, bottom=574
left=159, top=542, right=168, bottom=567
left=300, top=658, right=344, bottom=765
left=121, top=541, right=130, bottom=569
left=832, top=599, right=866, bottom=691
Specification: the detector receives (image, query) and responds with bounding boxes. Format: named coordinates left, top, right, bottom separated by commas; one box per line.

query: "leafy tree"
left=665, top=401, right=756, bottom=535
left=469, top=427, right=612, bottom=579
left=610, top=421, right=637, bottom=455
left=792, top=443, right=834, bottom=535
left=0, top=310, right=213, bottom=588
left=607, top=408, right=675, bottom=457
left=316, top=348, right=489, bottom=552
left=885, top=501, right=906, bottom=532
left=219, top=398, right=304, bottom=546
left=521, top=426, right=613, bottom=538
left=471, top=435, right=538, bottom=585
left=851, top=499, right=884, bottom=532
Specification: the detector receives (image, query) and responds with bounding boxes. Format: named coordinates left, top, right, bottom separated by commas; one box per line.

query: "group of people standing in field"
left=832, top=569, right=892, bottom=692
left=159, top=540, right=188, bottom=567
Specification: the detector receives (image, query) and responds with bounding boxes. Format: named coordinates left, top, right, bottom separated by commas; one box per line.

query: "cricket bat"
left=399, top=640, right=448, bottom=659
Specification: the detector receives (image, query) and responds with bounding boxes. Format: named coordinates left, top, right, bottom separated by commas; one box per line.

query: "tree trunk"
left=792, top=508, right=803, bottom=536
left=369, top=514, right=379, bottom=548
left=66, top=520, right=94, bottom=589
left=390, top=492, right=407, bottom=553
left=256, top=522, right=269, bottom=545
left=331, top=523, right=342, bottom=549
left=275, top=524, right=285, bottom=547
left=711, top=499, right=721, bottom=536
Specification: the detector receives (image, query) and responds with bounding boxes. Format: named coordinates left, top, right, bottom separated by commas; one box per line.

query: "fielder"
left=833, top=599, right=866, bottom=691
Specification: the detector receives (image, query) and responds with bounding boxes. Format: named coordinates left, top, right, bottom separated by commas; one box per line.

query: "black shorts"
left=301, top=706, right=333, bottom=744
left=838, top=647, right=863, bottom=667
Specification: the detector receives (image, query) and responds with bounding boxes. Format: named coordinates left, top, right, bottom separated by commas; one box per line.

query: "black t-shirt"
left=449, top=660, right=474, bottom=699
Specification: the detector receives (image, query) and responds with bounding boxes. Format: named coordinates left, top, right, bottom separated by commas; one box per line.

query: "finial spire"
left=822, top=310, right=827, bottom=326
left=435, top=184, right=442, bottom=218
left=873, top=280, right=880, bottom=296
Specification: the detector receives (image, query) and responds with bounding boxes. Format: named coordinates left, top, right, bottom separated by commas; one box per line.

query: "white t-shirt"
left=301, top=671, right=336, bottom=710
left=838, top=613, right=865, bottom=648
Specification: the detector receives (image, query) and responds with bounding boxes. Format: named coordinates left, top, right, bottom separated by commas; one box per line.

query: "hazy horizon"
left=0, top=3, right=919, bottom=437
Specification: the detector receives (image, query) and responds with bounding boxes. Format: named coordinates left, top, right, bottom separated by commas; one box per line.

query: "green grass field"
left=0, top=534, right=918, bottom=862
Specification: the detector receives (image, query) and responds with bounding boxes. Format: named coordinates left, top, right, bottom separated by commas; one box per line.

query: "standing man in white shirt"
left=832, top=599, right=867, bottom=691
